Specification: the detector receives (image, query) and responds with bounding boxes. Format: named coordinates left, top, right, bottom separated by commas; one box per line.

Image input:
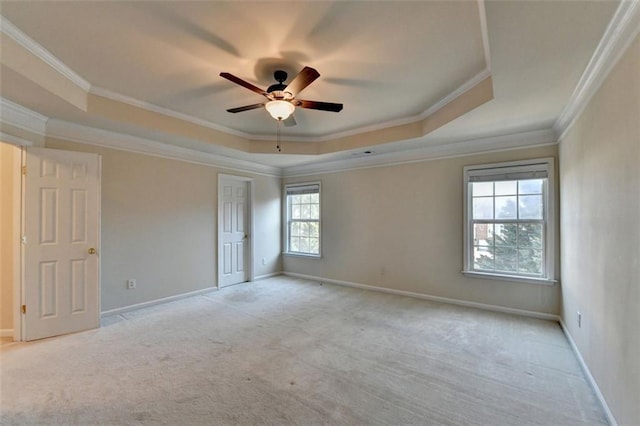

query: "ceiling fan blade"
left=297, top=100, right=343, bottom=112
left=283, top=115, right=297, bottom=127
left=226, top=103, right=265, bottom=113
left=220, top=72, right=270, bottom=98
left=284, top=66, right=320, bottom=97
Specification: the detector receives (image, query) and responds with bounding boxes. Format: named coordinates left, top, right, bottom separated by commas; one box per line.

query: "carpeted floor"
left=0, top=276, right=606, bottom=425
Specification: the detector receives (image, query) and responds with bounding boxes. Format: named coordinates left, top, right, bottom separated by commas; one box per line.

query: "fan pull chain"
left=276, top=119, right=282, bottom=152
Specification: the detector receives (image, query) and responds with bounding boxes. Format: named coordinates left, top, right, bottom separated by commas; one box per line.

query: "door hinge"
left=21, top=165, right=27, bottom=175
left=21, top=235, right=27, bottom=244
left=21, top=305, right=26, bottom=314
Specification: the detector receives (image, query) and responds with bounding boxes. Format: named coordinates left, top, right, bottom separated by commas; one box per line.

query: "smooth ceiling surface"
left=0, top=1, right=487, bottom=137
left=425, top=0, right=620, bottom=144
left=0, top=1, right=621, bottom=169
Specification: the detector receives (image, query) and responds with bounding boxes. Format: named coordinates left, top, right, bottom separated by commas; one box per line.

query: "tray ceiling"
left=0, top=1, right=622, bottom=169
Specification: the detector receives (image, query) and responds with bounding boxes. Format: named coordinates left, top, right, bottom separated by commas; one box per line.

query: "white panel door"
left=219, top=178, right=249, bottom=287
left=24, top=147, right=100, bottom=341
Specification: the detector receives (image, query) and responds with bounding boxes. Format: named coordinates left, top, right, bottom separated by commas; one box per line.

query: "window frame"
left=283, top=182, right=322, bottom=258
left=462, top=158, right=556, bottom=285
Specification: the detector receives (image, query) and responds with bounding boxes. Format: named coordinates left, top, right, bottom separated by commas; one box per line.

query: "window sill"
left=462, top=270, right=557, bottom=286
left=283, top=252, right=322, bottom=260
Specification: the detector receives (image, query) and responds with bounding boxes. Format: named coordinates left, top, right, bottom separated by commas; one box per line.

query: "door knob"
left=88, top=247, right=97, bottom=255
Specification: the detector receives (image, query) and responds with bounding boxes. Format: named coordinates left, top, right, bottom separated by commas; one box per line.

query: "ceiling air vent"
left=350, top=150, right=376, bottom=158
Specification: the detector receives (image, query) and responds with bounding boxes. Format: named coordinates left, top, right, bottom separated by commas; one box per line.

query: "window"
left=463, top=159, right=555, bottom=284
left=285, top=182, right=321, bottom=257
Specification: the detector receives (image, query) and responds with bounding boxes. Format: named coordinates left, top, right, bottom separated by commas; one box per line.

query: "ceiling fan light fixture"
left=265, top=100, right=295, bottom=121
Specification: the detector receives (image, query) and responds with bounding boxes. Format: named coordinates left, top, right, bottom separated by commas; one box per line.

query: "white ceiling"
left=0, top=1, right=621, bottom=170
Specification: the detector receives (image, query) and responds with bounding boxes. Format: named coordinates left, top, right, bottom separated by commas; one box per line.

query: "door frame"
left=0, top=142, right=28, bottom=342
left=6, top=144, right=23, bottom=342
left=217, top=173, right=254, bottom=288
left=16, top=146, right=24, bottom=341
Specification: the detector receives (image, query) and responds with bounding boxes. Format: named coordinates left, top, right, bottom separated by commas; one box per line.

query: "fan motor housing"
left=267, top=84, right=287, bottom=94
left=267, top=70, right=289, bottom=97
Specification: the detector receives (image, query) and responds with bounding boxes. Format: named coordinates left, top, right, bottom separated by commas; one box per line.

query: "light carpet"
left=0, top=276, right=606, bottom=425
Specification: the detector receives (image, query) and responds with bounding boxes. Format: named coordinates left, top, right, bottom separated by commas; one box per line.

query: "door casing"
left=3, top=143, right=23, bottom=342
left=217, top=174, right=254, bottom=288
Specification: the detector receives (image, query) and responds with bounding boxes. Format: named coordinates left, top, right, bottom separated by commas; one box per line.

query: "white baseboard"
left=559, top=320, right=617, bottom=426
left=254, top=271, right=283, bottom=281
left=1, top=329, right=14, bottom=338
left=101, top=286, right=218, bottom=317
left=100, top=274, right=284, bottom=318
left=283, top=272, right=560, bottom=321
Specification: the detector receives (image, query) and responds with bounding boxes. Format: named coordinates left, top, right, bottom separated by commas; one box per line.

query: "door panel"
left=236, top=203, right=244, bottom=232
left=71, top=189, right=87, bottom=242
left=39, top=261, right=57, bottom=317
left=223, top=243, right=232, bottom=275
left=235, top=241, right=244, bottom=272
left=24, top=147, right=100, bottom=341
left=219, top=177, right=249, bottom=287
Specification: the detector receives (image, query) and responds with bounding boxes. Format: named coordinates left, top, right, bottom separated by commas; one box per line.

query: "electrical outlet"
left=262, top=258, right=266, bottom=265
left=127, top=279, right=136, bottom=289
left=577, top=311, right=582, bottom=328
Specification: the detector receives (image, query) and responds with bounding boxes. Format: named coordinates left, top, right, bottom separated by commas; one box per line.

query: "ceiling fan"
left=220, top=66, right=343, bottom=127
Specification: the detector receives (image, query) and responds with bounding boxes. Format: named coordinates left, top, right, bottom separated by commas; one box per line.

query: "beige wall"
left=0, top=142, right=18, bottom=333
left=45, top=139, right=282, bottom=312
left=559, top=35, right=639, bottom=425
left=284, top=144, right=560, bottom=315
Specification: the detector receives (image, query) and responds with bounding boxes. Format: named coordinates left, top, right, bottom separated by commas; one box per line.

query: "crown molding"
left=0, top=15, right=91, bottom=92
left=0, top=97, right=48, bottom=136
left=88, top=86, right=250, bottom=139
left=478, top=0, right=492, bottom=72
left=282, top=128, right=557, bottom=177
left=554, top=0, right=640, bottom=141
left=46, top=119, right=282, bottom=177
left=420, top=69, right=492, bottom=122
left=0, top=131, right=35, bottom=147
left=1, top=97, right=557, bottom=179
left=44, top=120, right=557, bottom=180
